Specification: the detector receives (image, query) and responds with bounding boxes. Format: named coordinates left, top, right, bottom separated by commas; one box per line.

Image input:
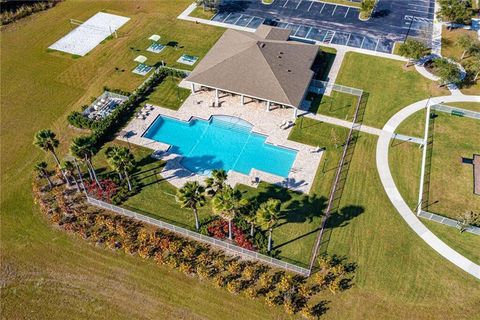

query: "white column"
left=215, top=89, right=219, bottom=106
left=417, top=100, right=432, bottom=216
left=293, top=107, right=298, bottom=118
left=191, top=83, right=195, bottom=93
left=266, top=101, right=270, bottom=112
left=241, top=95, right=245, bottom=105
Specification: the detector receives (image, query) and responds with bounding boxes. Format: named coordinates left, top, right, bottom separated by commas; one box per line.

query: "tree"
left=34, top=161, right=53, bottom=189
left=212, top=186, right=248, bottom=240
left=205, top=169, right=227, bottom=197
left=176, top=181, right=206, bottom=231
left=70, top=136, right=101, bottom=188
left=360, top=0, right=375, bottom=19
left=105, top=146, right=135, bottom=191
left=469, top=52, right=480, bottom=81
left=63, top=160, right=80, bottom=192
left=437, top=0, right=472, bottom=26
left=457, top=34, right=479, bottom=60
left=457, top=211, right=479, bottom=233
left=256, top=198, right=281, bottom=252
left=433, top=58, right=462, bottom=86
left=243, top=210, right=257, bottom=237
left=398, top=39, right=430, bottom=67
left=33, top=129, right=67, bottom=182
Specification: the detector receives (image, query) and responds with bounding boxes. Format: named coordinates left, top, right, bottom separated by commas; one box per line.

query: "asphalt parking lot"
left=211, top=0, right=435, bottom=53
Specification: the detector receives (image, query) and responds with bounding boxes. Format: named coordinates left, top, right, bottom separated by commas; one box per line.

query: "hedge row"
left=33, top=182, right=354, bottom=319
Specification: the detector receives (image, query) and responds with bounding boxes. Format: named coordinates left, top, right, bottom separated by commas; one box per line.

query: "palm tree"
left=212, top=186, right=248, bottom=240
left=70, top=136, right=100, bottom=188
left=34, top=161, right=53, bottom=189
left=176, top=181, right=206, bottom=230
left=470, top=52, right=480, bottom=81
left=205, top=169, right=227, bottom=196
left=256, top=199, right=281, bottom=252
left=33, top=129, right=67, bottom=182
left=105, top=146, right=135, bottom=191
left=243, top=210, right=257, bottom=237
left=63, top=160, right=80, bottom=192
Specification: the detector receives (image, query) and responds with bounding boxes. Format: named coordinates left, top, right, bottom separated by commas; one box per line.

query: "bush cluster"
left=34, top=183, right=355, bottom=319
left=1, top=0, right=61, bottom=25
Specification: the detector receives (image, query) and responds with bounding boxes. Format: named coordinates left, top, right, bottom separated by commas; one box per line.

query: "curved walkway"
left=376, top=95, right=480, bottom=280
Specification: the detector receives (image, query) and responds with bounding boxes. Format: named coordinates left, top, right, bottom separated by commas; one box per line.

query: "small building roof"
left=149, top=34, right=161, bottom=42
left=186, top=26, right=319, bottom=108
left=134, top=55, right=147, bottom=63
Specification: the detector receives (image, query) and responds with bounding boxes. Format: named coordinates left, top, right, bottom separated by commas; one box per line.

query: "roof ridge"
left=255, top=41, right=292, bottom=105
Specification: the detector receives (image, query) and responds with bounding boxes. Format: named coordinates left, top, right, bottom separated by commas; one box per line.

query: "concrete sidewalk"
left=376, top=94, right=480, bottom=280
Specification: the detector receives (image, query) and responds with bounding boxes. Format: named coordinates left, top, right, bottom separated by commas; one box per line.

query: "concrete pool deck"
left=118, top=89, right=323, bottom=194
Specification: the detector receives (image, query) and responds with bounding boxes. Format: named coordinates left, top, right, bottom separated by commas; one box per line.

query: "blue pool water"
left=144, top=115, right=297, bottom=177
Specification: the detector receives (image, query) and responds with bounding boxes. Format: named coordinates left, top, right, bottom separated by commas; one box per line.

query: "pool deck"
left=118, top=89, right=323, bottom=194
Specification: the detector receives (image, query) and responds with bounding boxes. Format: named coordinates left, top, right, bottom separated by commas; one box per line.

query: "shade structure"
left=134, top=55, right=147, bottom=63
left=149, top=34, right=161, bottom=42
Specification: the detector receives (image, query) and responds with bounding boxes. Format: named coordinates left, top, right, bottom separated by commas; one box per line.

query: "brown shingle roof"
left=186, top=26, right=319, bottom=108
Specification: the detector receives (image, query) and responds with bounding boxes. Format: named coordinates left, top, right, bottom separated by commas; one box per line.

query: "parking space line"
left=346, top=33, right=351, bottom=44
left=319, top=2, right=326, bottom=14
left=245, top=16, right=255, bottom=27
left=360, top=37, right=365, bottom=48
left=374, top=38, right=380, bottom=51
left=296, top=0, right=302, bottom=9
left=233, top=14, right=243, bottom=25
left=305, top=27, right=313, bottom=39
left=332, top=5, right=337, bottom=16
left=307, top=1, right=314, bottom=11
left=283, top=0, right=289, bottom=8
left=344, top=7, right=350, bottom=18
left=222, top=13, right=232, bottom=23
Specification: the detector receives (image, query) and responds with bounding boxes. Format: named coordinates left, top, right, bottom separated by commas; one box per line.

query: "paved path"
left=303, top=112, right=423, bottom=144
left=324, top=48, right=346, bottom=96
left=376, top=94, right=480, bottom=280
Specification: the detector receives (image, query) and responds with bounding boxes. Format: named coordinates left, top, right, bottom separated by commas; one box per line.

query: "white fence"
left=309, top=79, right=364, bottom=97
left=86, top=196, right=311, bottom=276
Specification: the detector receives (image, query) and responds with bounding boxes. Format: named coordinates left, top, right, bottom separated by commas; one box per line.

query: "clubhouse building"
left=186, top=25, right=319, bottom=117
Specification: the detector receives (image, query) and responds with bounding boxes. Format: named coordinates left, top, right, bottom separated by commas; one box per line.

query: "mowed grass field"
left=427, top=113, right=480, bottom=218
left=2, top=1, right=480, bottom=319
left=335, top=52, right=449, bottom=130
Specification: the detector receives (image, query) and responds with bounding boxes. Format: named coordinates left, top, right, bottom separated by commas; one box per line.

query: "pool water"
left=144, top=115, right=297, bottom=177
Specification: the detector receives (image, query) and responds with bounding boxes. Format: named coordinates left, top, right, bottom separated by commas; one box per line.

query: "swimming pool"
left=144, top=115, right=297, bottom=177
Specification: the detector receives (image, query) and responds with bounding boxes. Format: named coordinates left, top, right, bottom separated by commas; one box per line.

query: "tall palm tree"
left=33, top=129, right=67, bottom=182
left=105, top=146, right=135, bottom=191
left=212, top=186, right=248, bottom=240
left=176, top=181, right=206, bottom=231
left=70, top=136, right=100, bottom=188
left=256, top=199, right=281, bottom=252
left=63, top=160, right=80, bottom=192
left=243, top=210, right=257, bottom=237
left=205, top=169, right=227, bottom=196
left=34, top=161, right=53, bottom=189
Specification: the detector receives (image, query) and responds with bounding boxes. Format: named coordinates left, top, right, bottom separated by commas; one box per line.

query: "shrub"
left=67, top=111, right=94, bottom=129
left=244, top=286, right=257, bottom=299
left=1, top=1, right=61, bottom=25
left=226, top=279, right=242, bottom=294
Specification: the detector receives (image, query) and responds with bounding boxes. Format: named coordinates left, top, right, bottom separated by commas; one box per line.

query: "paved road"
left=212, top=0, right=435, bottom=53
left=376, top=95, right=480, bottom=280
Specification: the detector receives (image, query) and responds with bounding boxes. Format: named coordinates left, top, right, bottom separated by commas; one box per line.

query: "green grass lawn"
left=335, top=52, right=449, bottom=130
left=306, top=91, right=358, bottom=121
left=427, top=113, right=480, bottom=219
left=394, top=109, right=425, bottom=138
left=319, top=0, right=361, bottom=8
left=318, top=133, right=480, bottom=319
left=145, top=76, right=191, bottom=110
left=188, top=6, right=216, bottom=20
left=423, top=220, right=480, bottom=264
left=3, top=1, right=480, bottom=318
left=389, top=139, right=422, bottom=210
